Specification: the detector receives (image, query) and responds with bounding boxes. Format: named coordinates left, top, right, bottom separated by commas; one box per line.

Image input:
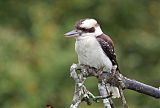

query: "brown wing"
left=96, top=34, right=119, bottom=71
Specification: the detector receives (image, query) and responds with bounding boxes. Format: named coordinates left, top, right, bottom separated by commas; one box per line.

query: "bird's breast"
left=75, top=37, right=112, bottom=72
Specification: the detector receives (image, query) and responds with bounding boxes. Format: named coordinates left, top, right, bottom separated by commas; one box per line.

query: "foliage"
left=0, top=0, right=160, bottom=108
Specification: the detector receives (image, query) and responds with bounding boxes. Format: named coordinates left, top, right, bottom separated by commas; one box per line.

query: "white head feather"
left=80, top=19, right=97, bottom=29
left=80, top=19, right=103, bottom=36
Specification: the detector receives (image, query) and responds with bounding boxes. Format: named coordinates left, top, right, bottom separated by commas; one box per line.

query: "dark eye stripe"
left=79, top=27, right=95, bottom=33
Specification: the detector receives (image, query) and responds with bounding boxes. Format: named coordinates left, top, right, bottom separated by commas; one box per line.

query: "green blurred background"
left=0, top=0, right=160, bottom=108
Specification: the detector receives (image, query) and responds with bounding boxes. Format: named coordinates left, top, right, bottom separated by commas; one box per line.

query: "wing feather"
left=96, top=34, right=119, bottom=70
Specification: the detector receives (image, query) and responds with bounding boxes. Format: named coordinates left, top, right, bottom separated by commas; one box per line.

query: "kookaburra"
left=65, top=18, right=120, bottom=98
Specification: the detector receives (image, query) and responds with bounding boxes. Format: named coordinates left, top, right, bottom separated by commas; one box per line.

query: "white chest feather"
left=75, top=37, right=112, bottom=72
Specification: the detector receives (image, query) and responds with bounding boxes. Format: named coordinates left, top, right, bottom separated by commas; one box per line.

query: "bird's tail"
left=106, top=83, right=120, bottom=98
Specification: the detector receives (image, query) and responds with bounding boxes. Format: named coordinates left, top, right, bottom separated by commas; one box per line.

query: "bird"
left=64, top=18, right=120, bottom=98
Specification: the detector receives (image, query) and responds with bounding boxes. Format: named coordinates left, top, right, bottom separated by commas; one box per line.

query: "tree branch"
left=123, top=77, right=160, bottom=98
left=69, top=63, right=160, bottom=108
left=84, top=64, right=160, bottom=99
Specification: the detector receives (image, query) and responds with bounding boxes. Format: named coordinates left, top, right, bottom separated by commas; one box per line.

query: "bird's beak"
left=64, top=29, right=79, bottom=37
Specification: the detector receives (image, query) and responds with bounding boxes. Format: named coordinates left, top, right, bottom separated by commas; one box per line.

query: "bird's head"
left=64, top=18, right=103, bottom=39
